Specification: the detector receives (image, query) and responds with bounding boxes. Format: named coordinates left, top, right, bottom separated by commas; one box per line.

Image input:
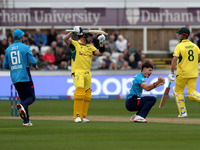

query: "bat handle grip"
left=66, top=30, right=76, bottom=32
left=168, top=82, right=171, bottom=87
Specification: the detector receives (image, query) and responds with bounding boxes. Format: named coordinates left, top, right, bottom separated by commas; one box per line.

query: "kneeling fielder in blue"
left=3, top=29, right=38, bottom=126
left=126, top=63, right=165, bottom=123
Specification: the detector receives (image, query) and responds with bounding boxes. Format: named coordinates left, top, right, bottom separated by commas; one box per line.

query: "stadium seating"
left=110, top=52, right=120, bottom=64
left=97, top=55, right=107, bottom=64
left=41, top=46, right=51, bottom=55
left=30, top=46, right=39, bottom=52
left=169, top=39, right=179, bottom=54
left=146, top=58, right=172, bottom=69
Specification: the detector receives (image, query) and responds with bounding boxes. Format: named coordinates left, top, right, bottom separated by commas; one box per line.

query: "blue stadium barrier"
left=0, top=74, right=195, bottom=101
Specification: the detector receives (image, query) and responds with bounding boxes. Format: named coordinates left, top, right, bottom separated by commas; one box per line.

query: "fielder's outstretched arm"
left=141, top=76, right=165, bottom=91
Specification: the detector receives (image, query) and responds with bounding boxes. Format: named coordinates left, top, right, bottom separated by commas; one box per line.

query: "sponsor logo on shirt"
left=79, top=51, right=92, bottom=57
left=11, top=65, right=23, bottom=70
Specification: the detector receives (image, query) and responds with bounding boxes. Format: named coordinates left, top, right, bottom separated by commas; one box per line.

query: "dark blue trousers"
left=14, top=81, right=35, bottom=123
left=126, top=95, right=156, bottom=118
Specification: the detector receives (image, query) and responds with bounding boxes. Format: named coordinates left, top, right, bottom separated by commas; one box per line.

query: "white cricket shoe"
left=130, top=114, right=137, bottom=122
left=17, top=104, right=27, bottom=120
left=74, top=117, right=82, bottom=123
left=178, top=111, right=188, bottom=118
left=23, top=121, right=33, bottom=127
left=82, top=118, right=90, bottom=123
left=134, top=115, right=148, bottom=123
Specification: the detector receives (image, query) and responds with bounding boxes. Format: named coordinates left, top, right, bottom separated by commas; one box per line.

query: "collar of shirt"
left=78, top=40, right=89, bottom=46
left=181, top=39, right=189, bottom=43
left=14, top=40, right=22, bottom=43
left=139, top=72, right=145, bottom=78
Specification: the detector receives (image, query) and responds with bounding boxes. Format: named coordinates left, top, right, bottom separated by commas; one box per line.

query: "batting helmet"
left=78, top=32, right=93, bottom=39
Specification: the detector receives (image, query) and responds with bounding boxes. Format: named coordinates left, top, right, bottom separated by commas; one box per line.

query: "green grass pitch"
left=1, top=99, right=200, bottom=150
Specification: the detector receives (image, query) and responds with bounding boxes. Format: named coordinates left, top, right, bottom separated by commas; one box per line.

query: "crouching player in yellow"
left=64, top=26, right=105, bottom=122
left=169, top=27, right=200, bottom=117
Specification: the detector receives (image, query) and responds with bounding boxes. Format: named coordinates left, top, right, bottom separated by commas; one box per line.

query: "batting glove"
left=97, top=34, right=106, bottom=44
left=168, top=73, right=175, bottom=82
left=73, top=26, right=83, bottom=34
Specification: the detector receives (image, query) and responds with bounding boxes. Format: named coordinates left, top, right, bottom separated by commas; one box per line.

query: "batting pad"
left=187, top=92, right=200, bottom=102
left=82, top=89, right=92, bottom=118
left=73, top=88, right=85, bottom=119
left=173, top=87, right=187, bottom=116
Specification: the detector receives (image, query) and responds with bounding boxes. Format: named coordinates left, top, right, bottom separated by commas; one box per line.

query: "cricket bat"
left=66, top=29, right=108, bottom=35
left=159, top=82, right=171, bottom=108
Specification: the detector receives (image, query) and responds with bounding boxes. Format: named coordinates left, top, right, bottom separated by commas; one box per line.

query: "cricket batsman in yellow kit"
left=169, top=27, right=200, bottom=117
left=64, top=26, right=105, bottom=122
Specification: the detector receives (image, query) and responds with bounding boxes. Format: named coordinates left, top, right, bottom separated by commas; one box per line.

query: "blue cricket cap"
left=13, top=29, right=24, bottom=39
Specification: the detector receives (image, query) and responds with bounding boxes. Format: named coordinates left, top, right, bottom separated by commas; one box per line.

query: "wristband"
left=99, top=45, right=105, bottom=53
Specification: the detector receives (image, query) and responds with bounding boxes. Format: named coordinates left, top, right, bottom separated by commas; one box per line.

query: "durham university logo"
left=126, top=8, right=140, bottom=25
